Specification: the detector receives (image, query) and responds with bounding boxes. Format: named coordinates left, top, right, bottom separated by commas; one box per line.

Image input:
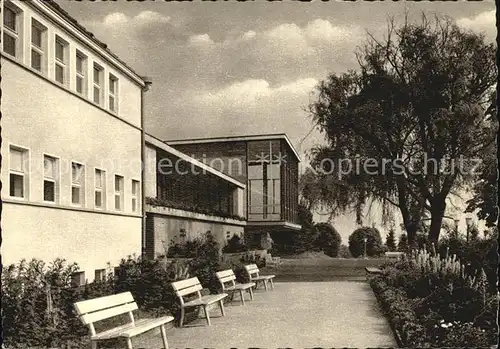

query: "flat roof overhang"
left=245, top=221, right=302, bottom=231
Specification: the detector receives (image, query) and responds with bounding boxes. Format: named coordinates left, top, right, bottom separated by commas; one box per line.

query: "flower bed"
left=369, top=241, right=498, bottom=348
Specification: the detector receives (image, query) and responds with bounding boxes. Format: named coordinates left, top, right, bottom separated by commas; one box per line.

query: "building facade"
left=166, top=134, right=302, bottom=247
left=143, top=135, right=246, bottom=259
left=1, top=0, right=147, bottom=283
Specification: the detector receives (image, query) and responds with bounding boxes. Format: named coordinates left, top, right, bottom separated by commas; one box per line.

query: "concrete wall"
left=146, top=206, right=246, bottom=258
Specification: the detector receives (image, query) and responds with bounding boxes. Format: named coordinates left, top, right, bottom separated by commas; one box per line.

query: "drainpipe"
left=141, top=76, right=152, bottom=259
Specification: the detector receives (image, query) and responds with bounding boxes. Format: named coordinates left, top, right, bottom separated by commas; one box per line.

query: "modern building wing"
left=166, top=134, right=302, bottom=247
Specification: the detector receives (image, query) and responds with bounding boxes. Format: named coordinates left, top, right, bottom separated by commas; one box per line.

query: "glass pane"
left=248, top=164, right=263, bottom=180
left=249, top=179, right=264, bottom=212
left=10, top=149, right=24, bottom=172
left=72, top=163, right=83, bottom=183
left=93, top=66, right=100, bottom=84
left=131, top=181, right=138, bottom=195
left=267, top=163, right=280, bottom=179
left=248, top=141, right=270, bottom=162
left=44, top=156, right=55, bottom=178
left=274, top=179, right=281, bottom=205
left=10, top=174, right=24, bottom=198
left=109, top=77, right=115, bottom=94
left=109, top=96, right=115, bottom=111
left=95, top=191, right=102, bottom=208
left=31, top=25, right=42, bottom=47
left=115, top=195, right=121, bottom=210
left=132, top=198, right=137, bottom=212
left=31, top=50, right=42, bottom=71
left=55, top=64, right=64, bottom=84
left=93, top=86, right=100, bottom=104
left=76, top=54, right=84, bottom=73
left=3, top=33, right=16, bottom=56
left=95, top=170, right=103, bottom=188
left=115, top=176, right=122, bottom=191
left=76, top=76, right=83, bottom=94
left=55, top=40, right=64, bottom=61
left=44, top=181, right=55, bottom=202
left=4, top=7, right=16, bottom=31
left=71, top=187, right=80, bottom=204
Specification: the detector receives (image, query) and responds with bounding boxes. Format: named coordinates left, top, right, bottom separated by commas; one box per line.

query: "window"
left=71, top=271, right=85, bottom=287
left=54, top=36, right=68, bottom=85
left=94, top=269, right=106, bottom=282
left=93, top=64, right=103, bottom=105
left=75, top=51, right=87, bottom=95
left=114, top=175, right=124, bottom=211
left=131, top=180, right=140, bottom=213
left=31, top=19, right=46, bottom=73
left=108, top=75, right=118, bottom=112
left=43, top=155, right=58, bottom=202
left=9, top=147, right=28, bottom=199
left=3, top=3, right=21, bottom=58
left=94, top=169, right=105, bottom=209
left=71, top=162, right=85, bottom=206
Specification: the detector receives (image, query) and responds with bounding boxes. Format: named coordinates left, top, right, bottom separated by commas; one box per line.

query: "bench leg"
left=219, top=299, right=226, bottom=316
left=248, top=287, right=254, bottom=300
left=160, top=324, right=169, bottom=349
left=263, top=280, right=268, bottom=291
left=239, top=289, right=245, bottom=305
left=126, top=338, right=133, bottom=349
left=204, top=305, right=211, bottom=326
left=270, top=278, right=275, bottom=289
left=91, top=340, right=97, bottom=349
left=179, top=307, right=186, bottom=327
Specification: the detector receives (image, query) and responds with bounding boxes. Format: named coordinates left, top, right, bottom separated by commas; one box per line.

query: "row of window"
left=9, top=146, right=141, bottom=213
left=3, top=2, right=119, bottom=112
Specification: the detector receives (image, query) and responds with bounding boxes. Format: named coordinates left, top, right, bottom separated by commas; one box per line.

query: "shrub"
left=222, top=234, right=249, bottom=253
left=385, top=229, right=397, bottom=251
left=337, top=244, right=352, bottom=258
left=348, top=226, right=383, bottom=257
left=314, top=222, right=342, bottom=257
left=166, top=237, right=204, bottom=258
left=397, top=233, right=409, bottom=252
left=189, top=231, right=222, bottom=293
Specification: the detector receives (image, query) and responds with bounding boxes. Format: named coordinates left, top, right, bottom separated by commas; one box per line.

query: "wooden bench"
left=365, top=267, right=383, bottom=275
left=216, top=269, right=255, bottom=305
left=244, top=264, right=275, bottom=291
left=385, top=251, right=405, bottom=260
left=171, top=277, right=228, bottom=327
left=265, top=255, right=282, bottom=269
left=74, top=291, right=174, bottom=349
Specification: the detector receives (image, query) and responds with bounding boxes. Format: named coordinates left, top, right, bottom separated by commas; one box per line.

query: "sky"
left=58, top=0, right=496, bottom=243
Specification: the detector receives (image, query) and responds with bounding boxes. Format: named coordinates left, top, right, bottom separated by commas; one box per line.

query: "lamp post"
left=363, top=236, right=368, bottom=259
left=465, top=217, right=472, bottom=243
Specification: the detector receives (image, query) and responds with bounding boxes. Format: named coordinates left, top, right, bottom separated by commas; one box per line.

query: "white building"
left=1, top=0, right=149, bottom=283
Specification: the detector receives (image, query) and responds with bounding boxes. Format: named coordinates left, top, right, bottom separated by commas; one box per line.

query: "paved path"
left=135, top=281, right=397, bottom=348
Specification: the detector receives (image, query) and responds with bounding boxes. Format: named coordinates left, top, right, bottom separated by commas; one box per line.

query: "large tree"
left=305, top=14, right=497, bottom=244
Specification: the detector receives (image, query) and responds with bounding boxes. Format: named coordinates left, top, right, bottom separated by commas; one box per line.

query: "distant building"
left=1, top=0, right=148, bottom=283
left=166, top=134, right=302, bottom=247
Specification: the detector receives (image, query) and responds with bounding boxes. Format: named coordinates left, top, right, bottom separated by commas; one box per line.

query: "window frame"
left=30, top=18, right=47, bottom=74
left=114, top=174, right=124, bottom=212
left=94, top=168, right=106, bottom=210
left=43, top=154, right=60, bottom=204
left=54, top=35, right=69, bottom=86
left=93, top=63, right=104, bottom=105
left=131, top=179, right=140, bottom=213
left=2, top=2, right=22, bottom=59
left=108, top=74, right=118, bottom=113
left=8, top=144, right=30, bottom=200
left=71, top=161, right=85, bottom=207
left=75, top=50, right=87, bottom=96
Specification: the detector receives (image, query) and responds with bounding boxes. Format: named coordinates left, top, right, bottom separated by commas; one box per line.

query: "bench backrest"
left=385, top=252, right=404, bottom=259
left=216, top=269, right=236, bottom=290
left=244, top=264, right=260, bottom=278
left=171, top=277, right=202, bottom=305
left=74, top=291, right=137, bottom=336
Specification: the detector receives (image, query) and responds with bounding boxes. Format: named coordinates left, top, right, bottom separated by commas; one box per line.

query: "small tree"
left=397, top=233, right=409, bottom=252
left=315, top=222, right=342, bottom=257
left=385, top=229, right=397, bottom=251
left=348, top=227, right=383, bottom=258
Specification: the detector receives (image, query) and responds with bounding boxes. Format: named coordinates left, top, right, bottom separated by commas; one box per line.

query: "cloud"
left=188, top=33, right=215, bottom=47
left=456, top=10, right=496, bottom=41
left=101, top=11, right=170, bottom=27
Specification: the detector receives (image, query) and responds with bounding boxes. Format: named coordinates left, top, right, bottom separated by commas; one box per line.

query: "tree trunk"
left=428, top=198, right=446, bottom=243
left=405, top=223, right=418, bottom=246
